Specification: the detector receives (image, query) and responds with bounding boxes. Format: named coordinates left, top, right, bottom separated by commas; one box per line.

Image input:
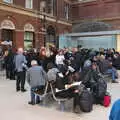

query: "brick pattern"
left=71, top=0, right=120, bottom=29
left=0, top=0, right=72, bottom=48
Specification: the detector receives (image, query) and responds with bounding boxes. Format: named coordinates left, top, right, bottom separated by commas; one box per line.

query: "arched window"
left=46, top=25, right=56, bottom=45
left=1, top=20, right=15, bottom=30
left=1, top=20, right=15, bottom=44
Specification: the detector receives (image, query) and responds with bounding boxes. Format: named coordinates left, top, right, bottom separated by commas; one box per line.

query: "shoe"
left=21, top=89, right=27, bottom=92
left=36, top=100, right=41, bottom=104
left=28, top=101, right=35, bottom=105
left=112, top=81, right=118, bottom=83
left=16, top=88, right=20, bottom=92
left=73, top=105, right=81, bottom=113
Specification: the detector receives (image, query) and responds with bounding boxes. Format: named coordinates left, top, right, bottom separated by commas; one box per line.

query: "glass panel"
left=24, top=41, right=32, bottom=50
left=25, top=0, right=33, bottom=9
left=3, top=0, right=13, bottom=3
left=64, top=2, right=69, bottom=20
left=46, top=0, right=53, bottom=14
left=24, top=32, right=33, bottom=41
left=24, top=32, right=34, bottom=50
left=59, top=35, right=116, bottom=50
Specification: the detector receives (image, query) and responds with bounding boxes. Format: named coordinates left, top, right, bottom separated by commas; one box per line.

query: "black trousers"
left=55, top=86, right=80, bottom=108
left=16, top=71, right=26, bottom=90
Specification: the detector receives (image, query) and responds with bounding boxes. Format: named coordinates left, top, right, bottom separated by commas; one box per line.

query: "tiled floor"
left=0, top=71, right=120, bottom=120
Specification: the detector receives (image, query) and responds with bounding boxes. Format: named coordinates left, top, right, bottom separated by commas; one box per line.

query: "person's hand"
left=65, top=84, right=71, bottom=89
left=74, top=90, right=79, bottom=93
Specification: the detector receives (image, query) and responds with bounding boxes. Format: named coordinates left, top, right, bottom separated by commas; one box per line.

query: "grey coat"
left=47, top=68, right=59, bottom=82
left=15, top=54, right=27, bottom=72
left=27, top=66, right=47, bottom=87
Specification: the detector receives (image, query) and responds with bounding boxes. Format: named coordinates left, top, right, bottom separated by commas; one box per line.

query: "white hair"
left=31, top=60, right=38, bottom=66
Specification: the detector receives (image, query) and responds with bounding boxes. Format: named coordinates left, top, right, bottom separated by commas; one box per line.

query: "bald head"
left=18, top=48, right=24, bottom=54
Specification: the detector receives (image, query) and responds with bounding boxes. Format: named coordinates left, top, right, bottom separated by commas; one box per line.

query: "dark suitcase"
left=79, top=89, right=93, bottom=112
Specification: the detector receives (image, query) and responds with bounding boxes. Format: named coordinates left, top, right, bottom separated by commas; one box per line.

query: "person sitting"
left=109, top=99, right=120, bottom=120
left=112, top=53, right=120, bottom=70
left=54, top=66, right=82, bottom=113
left=47, top=62, right=59, bottom=82
left=27, top=60, right=47, bottom=105
left=98, top=55, right=118, bottom=83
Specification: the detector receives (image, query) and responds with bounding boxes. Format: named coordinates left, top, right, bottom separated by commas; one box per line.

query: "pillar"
left=15, top=30, right=24, bottom=49
left=35, top=32, right=45, bottom=49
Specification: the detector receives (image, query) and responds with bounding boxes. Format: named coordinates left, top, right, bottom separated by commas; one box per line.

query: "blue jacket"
left=109, top=99, right=120, bottom=120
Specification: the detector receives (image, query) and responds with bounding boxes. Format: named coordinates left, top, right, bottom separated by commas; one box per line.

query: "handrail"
left=49, top=83, right=67, bottom=102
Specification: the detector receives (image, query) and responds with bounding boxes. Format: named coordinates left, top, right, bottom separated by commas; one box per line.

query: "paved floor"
left=0, top=71, right=120, bottom=120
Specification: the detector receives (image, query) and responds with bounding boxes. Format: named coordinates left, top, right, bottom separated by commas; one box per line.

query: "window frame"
left=25, top=0, right=33, bottom=9
left=3, top=0, right=13, bottom=4
left=46, top=0, right=54, bottom=15
left=24, top=31, right=34, bottom=49
left=64, top=2, right=69, bottom=20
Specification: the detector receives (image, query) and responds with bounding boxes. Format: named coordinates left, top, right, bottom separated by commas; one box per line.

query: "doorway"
left=1, top=29, right=13, bottom=42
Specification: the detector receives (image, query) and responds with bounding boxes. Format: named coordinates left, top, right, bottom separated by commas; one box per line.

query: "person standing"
left=55, top=50, right=65, bottom=72
left=27, top=60, right=47, bottom=105
left=15, top=48, right=27, bottom=92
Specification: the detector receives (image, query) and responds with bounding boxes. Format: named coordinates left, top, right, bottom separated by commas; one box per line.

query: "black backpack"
left=95, top=77, right=107, bottom=99
left=92, top=77, right=107, bottom=101
left=79, top=88, right=93, bottom=112
left=55, top=73, right=65, bottom=90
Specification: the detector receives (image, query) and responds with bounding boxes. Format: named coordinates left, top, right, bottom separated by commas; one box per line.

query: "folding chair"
left=34, top=81, right=49, bottom=104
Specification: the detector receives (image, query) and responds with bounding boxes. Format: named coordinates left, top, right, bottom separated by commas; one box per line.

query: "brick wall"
left=0, top=8, right=71, bottom=48
left=71, top=0, right=120, bottom=29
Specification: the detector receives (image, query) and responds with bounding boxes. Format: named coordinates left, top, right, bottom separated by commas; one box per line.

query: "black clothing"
left=16, top=71, right=26, bottom=90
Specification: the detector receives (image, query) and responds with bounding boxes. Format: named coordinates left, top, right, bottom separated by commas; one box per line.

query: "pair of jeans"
left=30, top=86, right=44, bottom=103
left=106, top=68, right=115, bottom=81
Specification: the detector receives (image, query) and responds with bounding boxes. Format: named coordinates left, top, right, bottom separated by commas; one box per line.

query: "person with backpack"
left=82, top=62, right=107, bottom=105
left=47, top=62, right=59, bottom=82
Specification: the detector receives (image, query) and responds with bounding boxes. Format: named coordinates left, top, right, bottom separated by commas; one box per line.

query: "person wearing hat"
left=27, top=60, right=47, bottom=105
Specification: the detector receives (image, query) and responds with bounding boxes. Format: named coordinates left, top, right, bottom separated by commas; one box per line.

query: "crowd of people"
left=0, top=45, right=120, bottom=114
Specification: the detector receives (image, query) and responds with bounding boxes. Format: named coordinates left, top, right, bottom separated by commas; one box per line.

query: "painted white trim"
left=1, top=19, right=15, bottom=29
left=58, top=20, right=72, bottom=26
left=24, top=23, right=35, bottom=32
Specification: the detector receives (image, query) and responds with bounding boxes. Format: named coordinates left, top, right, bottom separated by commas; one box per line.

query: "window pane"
left=64, top=3, right=69, bottom=20
left=24, top=41, right=32, bottom=50
left=24, top=32, right=33, bottom=41
left=24, top=32, right=34, bottom=50
left=25, top=0, right=33, bottom=9
left=3, top=0, right=13, bottom=3
left=46, top=0, right=54, bottom=14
